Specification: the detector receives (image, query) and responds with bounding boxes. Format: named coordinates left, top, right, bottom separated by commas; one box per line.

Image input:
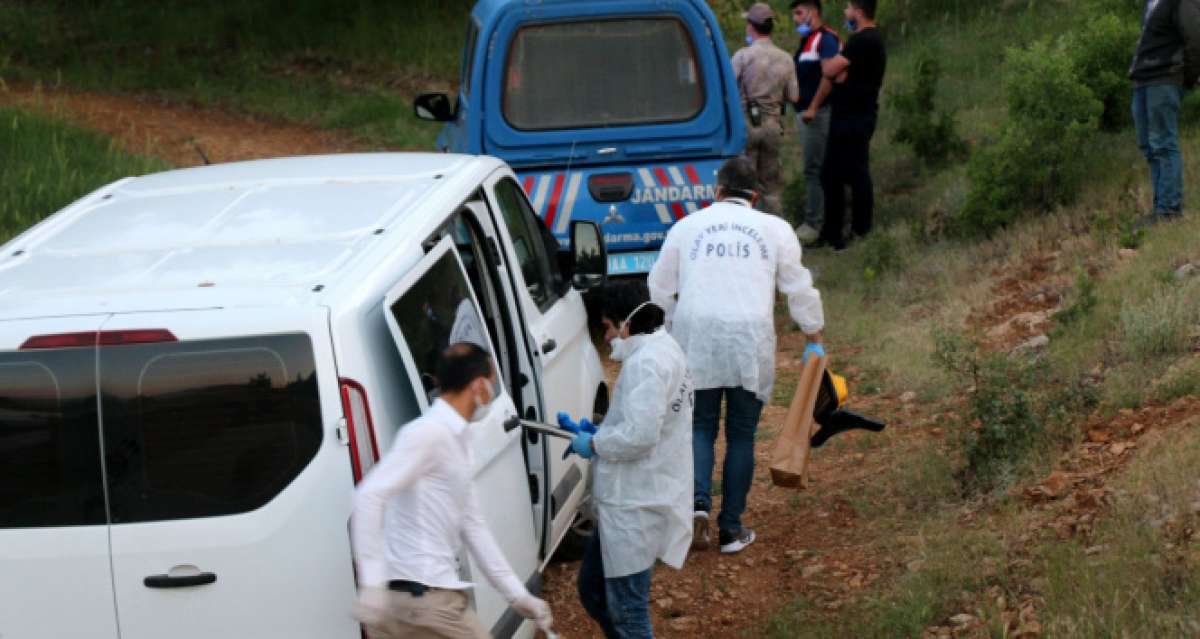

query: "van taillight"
left=587, top=172, right=634, bottom=203
left=20, top=329, right=177, bottom=350
left=339, top=378, right=380, bottom=483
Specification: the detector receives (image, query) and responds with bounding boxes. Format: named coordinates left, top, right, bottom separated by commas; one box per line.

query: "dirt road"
left=0, top=84, right=363, bottom=167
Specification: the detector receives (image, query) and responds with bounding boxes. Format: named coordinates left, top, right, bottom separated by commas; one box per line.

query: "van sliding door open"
left=381, top=236, right=540, bottom=635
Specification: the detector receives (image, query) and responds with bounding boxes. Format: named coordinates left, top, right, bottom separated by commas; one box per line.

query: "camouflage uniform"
left=732, top=38, right=799, bottom=217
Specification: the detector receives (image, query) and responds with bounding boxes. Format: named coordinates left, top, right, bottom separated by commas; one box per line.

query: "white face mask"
left=470, top=380, right=496, bottom=422
left=608, top=301, right=654, bottom=362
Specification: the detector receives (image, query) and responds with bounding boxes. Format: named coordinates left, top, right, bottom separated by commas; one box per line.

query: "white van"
left=0, top=153, right=609, bottom=639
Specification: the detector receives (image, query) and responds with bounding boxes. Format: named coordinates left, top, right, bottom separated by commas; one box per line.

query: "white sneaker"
left=795, top=223, right=820, bottom=244
left=692, top=510, right=711, bottom=551
left=719, top=527, right=756, bottom=554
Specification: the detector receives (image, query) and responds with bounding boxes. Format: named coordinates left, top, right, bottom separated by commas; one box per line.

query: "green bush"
left=957, top=42, right=1101, bottom=236
left=891, top=49, right=968, bottom=166
left=933, top=328, right=1048, bottom=493
left=860, top=231, right=905, bottom=284
left=1062, top=14, right=1140, bottom=131
left=1051, top=270, right=1099, bottom=330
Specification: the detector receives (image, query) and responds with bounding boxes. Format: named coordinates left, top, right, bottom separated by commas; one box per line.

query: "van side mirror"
left=414, top=93, right=455, bottom=122
left=569, top=221, right=607, bottom=290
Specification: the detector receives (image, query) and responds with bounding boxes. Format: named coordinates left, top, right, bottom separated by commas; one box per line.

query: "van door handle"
left=541, top=338, right=557, bottom=354
left=144, top=569, right=217, bottom=589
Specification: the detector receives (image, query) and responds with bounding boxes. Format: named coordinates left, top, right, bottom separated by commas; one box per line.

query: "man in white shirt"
left=648, top=157, right=825, bottom=554
left=351, top=343, right=552, bottom=638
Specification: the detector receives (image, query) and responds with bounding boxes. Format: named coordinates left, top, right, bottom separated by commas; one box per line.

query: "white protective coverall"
left=591, top=328, right=694, bottom=578
left=647, top=198, right=824, bottom=403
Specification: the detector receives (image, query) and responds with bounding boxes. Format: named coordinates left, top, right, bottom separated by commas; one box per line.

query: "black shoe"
left=718, top=527, right=756, bottom=554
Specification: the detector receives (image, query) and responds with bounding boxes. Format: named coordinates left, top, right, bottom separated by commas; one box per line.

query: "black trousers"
left=820, top=112, right=877, bottom=248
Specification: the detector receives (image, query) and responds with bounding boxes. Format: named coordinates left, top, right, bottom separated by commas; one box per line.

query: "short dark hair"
left=789, top=0, right=822, bottom=14
left=749, top=17, right=775, bottom=35
left=717, top=156, right=758, bottom=198
left=437, top=342, right=494, bottom=393
left=849, top=0, right=876, bottom=19
left=599, top=280, right=664, bottom=336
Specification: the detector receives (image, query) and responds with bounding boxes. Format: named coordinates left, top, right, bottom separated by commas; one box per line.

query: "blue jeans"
left=692, top=387, right=765, bottom=533
left=797, top=106, right=832, bottom=229
left=1133, top=84, right=1184, bottom=215
left=577, top=531, right=654, bottom=639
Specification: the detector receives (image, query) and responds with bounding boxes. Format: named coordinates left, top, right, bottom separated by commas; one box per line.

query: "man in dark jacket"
left=1130, top=0, right=1200, bottom=223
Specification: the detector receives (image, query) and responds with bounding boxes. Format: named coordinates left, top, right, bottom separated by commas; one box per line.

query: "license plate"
left=607, top=251, right=660, bottom=276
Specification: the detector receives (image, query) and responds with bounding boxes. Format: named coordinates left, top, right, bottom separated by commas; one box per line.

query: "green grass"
left=0, top=106, right=169, bottom=243
left=0, top=0, right=471, bottom=148
left=1038, top=427, right=1200, bottom=637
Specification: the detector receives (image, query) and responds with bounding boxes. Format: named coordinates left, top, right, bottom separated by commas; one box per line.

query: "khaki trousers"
left=744, top=116, right=785, bottom=217
left=361, top=588, right=488, bottom=639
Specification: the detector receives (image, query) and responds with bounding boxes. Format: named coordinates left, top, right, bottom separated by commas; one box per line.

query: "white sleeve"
left=461, top=485, right=529, bottom=603
left=350, top=427, right=437, bottom=587
left=592, top=358, right=670, bottom=462
left=647, top=230, right=681, bottom=322
left=775, top=223, right=825, bottom=334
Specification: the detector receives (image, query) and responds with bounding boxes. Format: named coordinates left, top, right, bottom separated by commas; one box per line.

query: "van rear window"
left=503, top=18, right=704, bottom=131
left=100, top=334, right=322, bottom=523
left=0, top=348, right=105, bottom=528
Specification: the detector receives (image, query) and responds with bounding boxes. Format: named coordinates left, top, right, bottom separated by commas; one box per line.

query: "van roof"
left=0, top=153, right=505, bottom=320
left=472, top=0, right=710, bottom=23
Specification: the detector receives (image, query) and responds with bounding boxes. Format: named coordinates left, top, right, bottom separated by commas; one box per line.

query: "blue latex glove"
left=557, top=411, right=581, bottom=434
left=570, top=432, right=595, bottom=459
left=803, top=342, right=826, bottom=362
left=559, top=412, right=598, bottom=434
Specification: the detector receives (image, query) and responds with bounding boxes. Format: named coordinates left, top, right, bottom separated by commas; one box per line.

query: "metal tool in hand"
left=503, top=416, right=575, bottom=440
left=502, top=415, right=595, bottom=459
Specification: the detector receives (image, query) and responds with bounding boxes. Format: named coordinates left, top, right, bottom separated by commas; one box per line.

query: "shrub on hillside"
left=860, top=230, right=904, bottom=284
left=933, top=327, right=1047, bottom=493
left=1062, top=13, right=1140, bottom=131
left=956, top=42, right=1101, bottom=236
left=891, top=48, right=968, bottom=166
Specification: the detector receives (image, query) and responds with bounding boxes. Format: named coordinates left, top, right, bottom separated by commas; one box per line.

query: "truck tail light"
left=588, top=172, right=634, bottom=203
left=340, top=378, right=380, bottom=483
left=21, top=329, right=177, bottom=350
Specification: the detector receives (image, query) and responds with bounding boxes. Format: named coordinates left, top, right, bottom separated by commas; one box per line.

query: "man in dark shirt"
left=1129, top=0, right=1200, bottom=225
left=818, top=0, right=886, bottom=252
left=791, top=0, right=842, bottom=244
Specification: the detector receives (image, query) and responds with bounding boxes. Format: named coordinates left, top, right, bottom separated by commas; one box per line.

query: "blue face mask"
left=745, top=35, right=755, bottom=45
left=845, top=18, right=859, bottom=32
left=796, top=22, right=813, bottom=36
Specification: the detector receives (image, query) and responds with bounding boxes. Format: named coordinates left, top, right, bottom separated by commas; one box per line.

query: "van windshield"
left=503, top=17, right=704, bottom=131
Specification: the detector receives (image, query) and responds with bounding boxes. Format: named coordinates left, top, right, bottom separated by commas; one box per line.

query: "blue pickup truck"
left=414, top=0, right=747, bottom=275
